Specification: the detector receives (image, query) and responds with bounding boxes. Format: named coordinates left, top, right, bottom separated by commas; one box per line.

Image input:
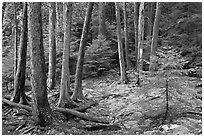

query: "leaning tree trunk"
left=11, top=2, right=29, bottom=104
left=115, top=2, right=128, bottom=84
left=123, top=2, right=131, bottom=70
left=28, top=2, right=52, bottom=126
left=149, top=2, right=162, bottom=72
left=47, top=2, right=56, bottom=90
left=58, top=2, right=78, bottom=107
left=136, top=2, right=144, bottom=85
left=71, top=2, right=94, bottom=101
left=134, top=2, right=139, bottom=70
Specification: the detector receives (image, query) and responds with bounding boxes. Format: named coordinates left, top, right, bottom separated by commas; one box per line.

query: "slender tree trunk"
left=115, top=2, right=128, bottom=84
left=14, top=2, right=18, bottom=76
left=71, top=2, right=94, bottom=101
left=134, top=2, right=139, bottom=70
left=28, top=2, right=52, bottom=126
left=149, top=2, right=162, bottom=72
left=123, top=2, right=131, bottom=70
left=136, top=2, right=144, bottom=84
left=11, top=2, right=29, bottom=104
left=98, top=2, right=106, bottom=38
left=58, top=3, right=78, bottom=107
left=48, top=2, right=56, bottom=90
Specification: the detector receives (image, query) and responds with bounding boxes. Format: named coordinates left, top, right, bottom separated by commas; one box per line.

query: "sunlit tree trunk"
left=115, top=2, right=128, bottom=84
left=134, top=2, right=139, bottom=70
left=11, top=2, right=29, bottom=104
left=47, top=2, right=56, bottom=90
left=28, top=2, right=52, bottom=126
left=71, top=2, right=94, bottom=101
left=136, top=2, right=144, bottom=85
left=149, top=2, right=162, bottom=71
left=58, top=3, right=78, bottom=107
left=123, top=2, right=131, bottom=70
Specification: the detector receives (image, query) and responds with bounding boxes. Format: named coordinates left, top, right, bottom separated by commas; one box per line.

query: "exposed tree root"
left=3, top=98, right=109, bottom=124
left=54, top=107, right=109, bottom=124
left=74, top=100, right=98, bottom=112
left=3, top=98, right=32, bottom=112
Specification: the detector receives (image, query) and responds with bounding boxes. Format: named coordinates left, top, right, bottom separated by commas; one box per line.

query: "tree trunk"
left=47, top=2, right=56, bottom=90
left=2, top=2, right=6, bottom=23
left=136, top=2, right=144, bottom=84
left=123, top=2, right=131, bottom=70
left=146, top=2, right=156, bottom=38
left=115, top=2, right=128, bottom=84
left=13, top=2, right=18, bottom=76
left=11, top=2, right=29, bottom=104
left=28, top=2, right=52, bottom=127
left=58, top=3, right=78, bottom=107
left=98, top=2, right=106, bottom=38
left=71, top=2, right=94, bottom=101
left=134, top=2, right=139, bottom=70
left=149, top=2, right=162, bottom=72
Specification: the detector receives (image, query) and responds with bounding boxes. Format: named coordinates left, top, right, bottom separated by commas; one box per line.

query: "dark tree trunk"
left=134, top=2, right=139, bottom=69
left=123, top=2, right=131, bottom=70
left=149, top=2, right=162, bottom=72
left=11, top=2, right=29, bottom=104
left=71, top=2, right=94, bottom=101
left=58, top=2, right=78, bottom=107
left=28, top=2, right=52, bottom=126
left=48, top=2, right=56, bottom=90
left=115, top=2, right=128, bottom=84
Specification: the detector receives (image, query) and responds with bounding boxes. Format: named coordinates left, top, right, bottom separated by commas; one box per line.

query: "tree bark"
left=47, top=2, right=56, bottom=90
left=11, top=2, right=29, bottom=104
left=134, top=2, right=139, bottom=70
left=13, top=2, right=18, bottom=76
left=71, top=2, right=94, bottom=101
left=28, top=2, right=52, bottom=127
left=115, top=2, right=128, bottom=84
left=149, top=2, right=162, bottom=72
left=136, top=2, right=144, bottom=85
left=58, top=3, right=78, bottom=107
left=123, top=2, right=131, bottom=70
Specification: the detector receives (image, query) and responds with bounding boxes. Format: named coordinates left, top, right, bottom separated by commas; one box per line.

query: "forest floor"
left=2, top=70, right=202, bottom=135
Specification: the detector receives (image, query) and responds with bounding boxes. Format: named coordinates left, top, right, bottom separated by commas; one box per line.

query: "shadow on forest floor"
left=2, top=72, right=202, bottom=135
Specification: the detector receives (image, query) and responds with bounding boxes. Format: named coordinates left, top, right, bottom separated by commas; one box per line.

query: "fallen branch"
left=3, top=98, right=109, bottom=124
left=55, top=107, right=109, bottom=124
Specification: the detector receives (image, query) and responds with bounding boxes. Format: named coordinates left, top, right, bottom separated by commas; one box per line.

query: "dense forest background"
left=2, top=2, right=202, bottom=135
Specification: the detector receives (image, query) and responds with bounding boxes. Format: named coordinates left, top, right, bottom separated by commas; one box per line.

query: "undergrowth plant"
left=151, top=46, right=189, bottom=122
